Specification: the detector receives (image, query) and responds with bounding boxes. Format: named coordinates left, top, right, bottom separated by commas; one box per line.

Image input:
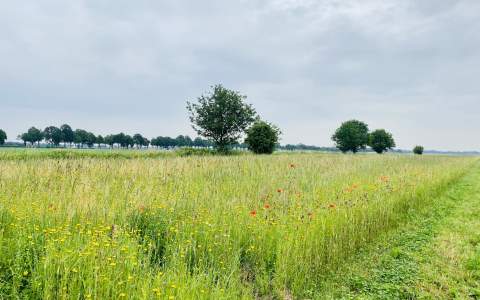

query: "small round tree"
left=0, top=129, right=6, bottom=145
left=413, top=145, right=424, bottom=155
left=245, top=120, right=281, bottom=154
left=368, top=129, right=396, bottom=154
left=187, top=85, right=257, bottom=153
left=332, top=120, right=369, bottom=153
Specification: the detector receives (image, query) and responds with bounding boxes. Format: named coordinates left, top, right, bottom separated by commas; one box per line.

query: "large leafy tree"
left=74, top=129, right=89, bottom=148
left=133, top=134, right=149, bottom=148
left=332, top=120, right=369, bottom=153
left=368, top=129, right=396, bottom=154
left=187, top=85, right=257, bottom=153
left=27, top=127, right=43, bottom=146
left=245, top=120, right=281, bottom=154
left=0, top=129, right=6, bottom=145
left=60, top=124, right=74, bottom=146
left=43, top=126, right=63, bottom=146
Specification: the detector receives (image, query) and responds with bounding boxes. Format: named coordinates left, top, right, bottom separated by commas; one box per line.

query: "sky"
left=1, top=0, right=479, bottom=151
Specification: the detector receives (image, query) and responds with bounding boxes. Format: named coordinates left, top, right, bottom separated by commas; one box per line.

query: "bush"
left=413, top=145, right=424, bottom=155
left=245, top=121, right=281, bottom=154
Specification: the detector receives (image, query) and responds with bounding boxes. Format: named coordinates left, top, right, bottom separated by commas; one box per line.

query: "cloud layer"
left=1, top=0, right=479, bottom=150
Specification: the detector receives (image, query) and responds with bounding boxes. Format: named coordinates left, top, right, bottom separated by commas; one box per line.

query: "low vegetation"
left=0, top=150, right=476, bottom=299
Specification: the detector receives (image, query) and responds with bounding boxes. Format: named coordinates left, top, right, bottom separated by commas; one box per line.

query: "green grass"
left=322, top=160, right=480, bottom=299
left=0, top=150, right=477, bottom=299
left=0, top=147, right=226, bottom=160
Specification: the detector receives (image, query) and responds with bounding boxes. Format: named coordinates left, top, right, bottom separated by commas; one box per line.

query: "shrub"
left=245, top=121, right=281, bottom=154
left=413, top=145, right=424, bottom=155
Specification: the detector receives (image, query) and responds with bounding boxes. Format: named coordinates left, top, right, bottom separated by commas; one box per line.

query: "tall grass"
left=0, top=152, right=476, bottom=299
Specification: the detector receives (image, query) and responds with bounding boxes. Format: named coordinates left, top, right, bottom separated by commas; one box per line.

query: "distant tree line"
left=0, top=129, right=7, bottom=145
left=279, top=144, right=339, bottom=152
left=15, top=125, right=212, bottom=149
left=3, top=85, right=429, bottom=156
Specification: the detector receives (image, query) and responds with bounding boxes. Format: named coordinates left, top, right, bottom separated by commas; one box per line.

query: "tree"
left=133, top=134, right=149, bottom=148
left=43, top=126, right=63, bottom=146
left=18, top=133, right=29, bottom=146
left=27, top=127, right=43, bottom=146
left=124, top=135, right=134, bottom=148
left=0, top=129, right=6, bottom=145
left=104, top=135, right=114, bottom=148
left=96, top=135, right=105, bottom=148
left=175, top=135, right=192, bottom=147
left=74, top=129, right=89, bottom=148
left=60, top=124, right=74, bottom=147
left=85, top=132, right=96, bottom=148
left=245, top=120, right=281, bottom=154
left=413, top=145, right=424, bottom=155
left=368, top=129, right=396, bottom=154
left=332, top=120, right=369, bottom=153
left=187, top=85, right=257, bottom=153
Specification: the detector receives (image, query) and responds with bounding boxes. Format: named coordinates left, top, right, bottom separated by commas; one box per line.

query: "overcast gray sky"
left=1, top=0, right=479, bottom=151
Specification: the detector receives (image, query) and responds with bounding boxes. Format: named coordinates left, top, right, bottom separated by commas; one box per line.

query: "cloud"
left=0, top=0, right=479, bottom=150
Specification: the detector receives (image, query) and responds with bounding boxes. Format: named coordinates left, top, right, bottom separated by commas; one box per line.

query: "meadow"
left=0, top=149, right=477, bottom=299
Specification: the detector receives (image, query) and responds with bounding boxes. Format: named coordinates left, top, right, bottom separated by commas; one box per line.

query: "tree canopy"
left=187, top=85, right=256, bottom=152
left=332, top=120, right=369, bottom=153
left=368, top=129, right=396, bottom=154
left=43, top=126, right=63, bottom=146
left=60, top=124, right=74, bottom=145
left=413, top=145, right=424, bottom=155
left=245, top=120, right=281, bottom=154
left=0, top=129, right=6, bottom=145
left=19, top=127, right=43, bottom=146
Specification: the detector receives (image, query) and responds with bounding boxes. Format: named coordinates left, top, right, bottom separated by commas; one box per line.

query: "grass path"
left=321, top=161, right=480, bottom=299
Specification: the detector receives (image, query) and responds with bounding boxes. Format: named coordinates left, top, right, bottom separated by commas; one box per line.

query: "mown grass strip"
left=321, top=162, right=480, bottom=299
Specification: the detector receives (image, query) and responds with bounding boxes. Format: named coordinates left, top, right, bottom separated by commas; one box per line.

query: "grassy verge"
left=322, top=161, right=480, bottom=299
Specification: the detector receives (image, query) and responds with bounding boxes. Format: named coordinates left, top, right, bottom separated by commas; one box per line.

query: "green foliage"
left=96, top=135, right=104, bottom=146
left=368, top=129, right=396, bottom=154
left=187, top=85, right=257, bottom=153
left=332, top=120, right=369, bottom=153
left=0, top=129, right=6, bottom=145
left=18, top=127, right=43, bottom=146
left=43, top=126, right=63, bottom=146
left=133, top=134, right=149, bottom=148
left=60, top=124, right=74, bottom=145
left=413, top=145, right=424, bottom=155
left=245, top=121, right=281, bottom=154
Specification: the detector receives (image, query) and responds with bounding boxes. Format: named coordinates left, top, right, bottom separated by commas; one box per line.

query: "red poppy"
left=277, top=189, right=283, bottom=193
left=328, top=203, right=336, bottom=209
left=264, top=204, right=270, bottom=209
left=249, top=210, right=257, bottom=217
